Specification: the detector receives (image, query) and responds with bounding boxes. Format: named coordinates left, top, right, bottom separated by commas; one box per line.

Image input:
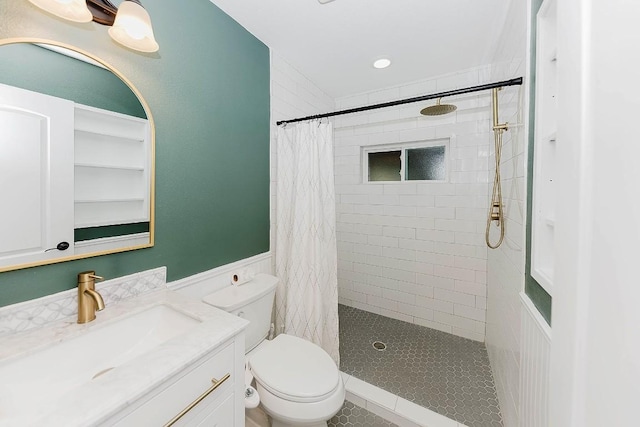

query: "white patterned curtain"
left=275, top=119, right=339, bottom=365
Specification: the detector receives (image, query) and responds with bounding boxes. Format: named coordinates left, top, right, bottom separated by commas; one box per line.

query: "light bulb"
left=28, top=0, right=92, bottom=23
left=373, top=58, right=391, bottom=69
left=108, top=1, right=159, bottom=53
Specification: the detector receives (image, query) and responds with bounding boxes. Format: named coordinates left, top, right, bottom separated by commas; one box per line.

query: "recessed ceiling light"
left=373, top=58, right=391, bottom=69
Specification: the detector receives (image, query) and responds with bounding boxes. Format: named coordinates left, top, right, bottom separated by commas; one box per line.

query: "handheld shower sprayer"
left=486, top=88, right=508, bottom=249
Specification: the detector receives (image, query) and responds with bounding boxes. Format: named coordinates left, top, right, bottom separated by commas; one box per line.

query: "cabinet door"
left=195, top=394, right=235, bottom=427
left=0, top=83, right=74, bottom=267
left=109, top=343, right=234, bottom=427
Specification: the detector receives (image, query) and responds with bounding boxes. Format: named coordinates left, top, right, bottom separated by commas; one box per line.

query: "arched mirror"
left=0, top=39, right=155, bottom=272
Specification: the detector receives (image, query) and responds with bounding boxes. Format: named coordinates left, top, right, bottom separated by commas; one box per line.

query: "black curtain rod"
left=276, top=77, right=523, bottom=126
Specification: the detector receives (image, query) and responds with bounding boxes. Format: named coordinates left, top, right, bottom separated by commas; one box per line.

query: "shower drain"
left=372, top=341, right=387, bottom=351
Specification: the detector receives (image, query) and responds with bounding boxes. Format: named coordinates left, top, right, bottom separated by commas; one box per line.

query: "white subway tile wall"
left=485, top=1, right=529, bottom=426
left=334, top=66, right=494, bottom=342
left=269, top=51, right=336, bottom=269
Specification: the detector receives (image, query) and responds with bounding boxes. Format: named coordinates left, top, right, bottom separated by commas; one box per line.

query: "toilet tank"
left=202, top=274, right=278, bottom=353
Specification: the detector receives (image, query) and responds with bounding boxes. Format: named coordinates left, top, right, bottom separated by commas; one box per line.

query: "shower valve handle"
left=490, top=202, right=501, bottom=222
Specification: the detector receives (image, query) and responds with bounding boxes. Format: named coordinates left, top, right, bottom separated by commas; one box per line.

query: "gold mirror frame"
left=0, top=37, right=155, bottom=273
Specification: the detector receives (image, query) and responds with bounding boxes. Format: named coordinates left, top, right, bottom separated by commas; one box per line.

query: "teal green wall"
left=0, top=0, right=270, bottom=307
left=0, top=43, right=145, bottom=118
left=74, top=223, right=150, bottom=241
left=525, top=0, right=552, bottom=325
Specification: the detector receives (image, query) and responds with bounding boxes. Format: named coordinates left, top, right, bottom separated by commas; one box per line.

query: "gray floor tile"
left=339, top=304, right=503, bottom=427
left=329, top=401, right=398, bottom=427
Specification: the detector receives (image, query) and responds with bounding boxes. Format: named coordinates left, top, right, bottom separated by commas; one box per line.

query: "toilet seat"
left=249, top=334, right=340, bottom=403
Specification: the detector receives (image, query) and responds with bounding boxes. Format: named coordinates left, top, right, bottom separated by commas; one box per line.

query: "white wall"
left=483, top=0, right=529, bottom=425
left=551, top=1, right=640, bottom=425
left=333, top=67, right=495, bottom=342
left=169, top=253, right=273, bottom=299
left=519, top=294, right=552, bottom=427
left=269, top=51, right=335, bottom=259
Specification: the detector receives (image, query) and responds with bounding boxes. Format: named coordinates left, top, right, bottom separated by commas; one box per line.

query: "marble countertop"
left=0, top=289, right=248, bottom=427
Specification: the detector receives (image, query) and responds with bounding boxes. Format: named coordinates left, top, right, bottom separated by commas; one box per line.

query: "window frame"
left=362, top=137, right=451, bottom=184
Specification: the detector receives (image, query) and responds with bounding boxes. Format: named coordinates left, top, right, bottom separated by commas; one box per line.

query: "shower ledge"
left=340, top=371, right=468, bottom=427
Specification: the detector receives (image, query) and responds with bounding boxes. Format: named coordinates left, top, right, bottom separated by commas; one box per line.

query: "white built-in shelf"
left=75, top=218, right=148, bottom=228
left=74, top=103, right=150, bottom=229
left=75, top=197, right=146, bottom=204
left=531, top=0, right=558, bottom=296
left=75, top=104, right=147, bottom=139
left=75, top=128, right=144, bottom=142
left=75, top=163, right=145, bottom=171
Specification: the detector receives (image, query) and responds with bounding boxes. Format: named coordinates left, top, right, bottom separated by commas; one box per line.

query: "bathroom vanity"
left=0, top=289, right=248, bottom=426
left=106, top=337, right=239, bottom=426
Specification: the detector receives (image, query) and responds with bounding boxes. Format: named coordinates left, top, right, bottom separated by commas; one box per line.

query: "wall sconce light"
left=27, top=0, right=159, bottom=53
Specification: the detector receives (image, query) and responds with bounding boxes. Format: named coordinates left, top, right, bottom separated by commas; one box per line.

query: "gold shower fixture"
left=492, top=88, right=509, bottom=132
left=420, top=98, right=457, bottom=116
left=486, top=88, right=509, bottom=249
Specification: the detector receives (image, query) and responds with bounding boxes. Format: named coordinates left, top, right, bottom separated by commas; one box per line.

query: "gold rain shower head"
left=420, top=98, right=457, bottom=116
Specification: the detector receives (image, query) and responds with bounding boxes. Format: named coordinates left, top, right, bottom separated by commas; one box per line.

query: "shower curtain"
left=275, top=119, right=340, bottom=365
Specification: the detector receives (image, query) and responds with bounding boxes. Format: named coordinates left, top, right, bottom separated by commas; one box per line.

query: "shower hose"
left=485, top=128, right=505, bottom=249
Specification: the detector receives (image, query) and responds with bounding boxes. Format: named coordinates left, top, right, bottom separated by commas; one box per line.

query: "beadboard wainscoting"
left=519, top=293, right=551, bottom=427
left=168, top=252, right=273, bottom=299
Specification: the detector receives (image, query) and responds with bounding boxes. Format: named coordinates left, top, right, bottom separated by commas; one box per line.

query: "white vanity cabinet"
left=104, top=332, right=245, bottom=427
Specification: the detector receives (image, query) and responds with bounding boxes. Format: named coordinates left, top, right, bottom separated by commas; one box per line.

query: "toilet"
left=202, top=274, right=345, bottom=427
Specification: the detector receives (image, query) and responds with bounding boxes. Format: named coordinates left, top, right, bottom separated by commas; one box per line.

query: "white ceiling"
left=210, top=0, right=510, bottom=99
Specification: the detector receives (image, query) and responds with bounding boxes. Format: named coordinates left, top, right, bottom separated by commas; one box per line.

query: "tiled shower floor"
left=329, top=401, right=398, bottom=427
left=339, top=305, right=503, bottom=427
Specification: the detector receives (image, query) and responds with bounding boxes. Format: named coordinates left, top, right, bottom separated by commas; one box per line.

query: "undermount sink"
left=0, top=305, right=200, bottom=423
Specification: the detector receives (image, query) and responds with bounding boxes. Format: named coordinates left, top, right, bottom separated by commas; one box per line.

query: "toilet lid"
left=249, top=334, right=340, bottom=403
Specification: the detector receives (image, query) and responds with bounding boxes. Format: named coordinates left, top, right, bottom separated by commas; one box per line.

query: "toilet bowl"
left=249, top=334, right=344, bottom=427
left=203, top=274, right=345, bottom=427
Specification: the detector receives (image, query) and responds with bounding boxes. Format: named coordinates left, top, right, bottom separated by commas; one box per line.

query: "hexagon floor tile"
left=339, top=304, right=503, bottom=427
left=329, top=401, right=398, bottom=427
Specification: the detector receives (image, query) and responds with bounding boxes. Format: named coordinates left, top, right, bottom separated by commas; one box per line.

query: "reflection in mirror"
left=0, top=40, right=154, bottom=272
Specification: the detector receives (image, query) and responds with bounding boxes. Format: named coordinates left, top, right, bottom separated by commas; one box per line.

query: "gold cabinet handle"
left=163, top=373, right=231, bottom=427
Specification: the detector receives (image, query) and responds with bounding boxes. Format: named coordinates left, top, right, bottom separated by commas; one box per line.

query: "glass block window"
left=363, top=139, right=448, bottom=183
